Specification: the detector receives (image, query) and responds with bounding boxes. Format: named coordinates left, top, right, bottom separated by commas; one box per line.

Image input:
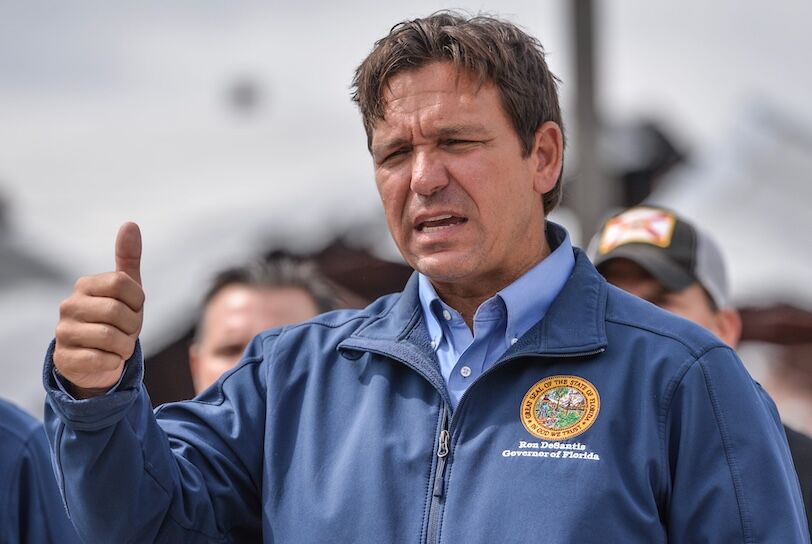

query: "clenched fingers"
left=59, top=295, right=142, bottom=336
left=54, top=270, right=144, bottom=391
left=55, top=321, right=137, bottom=361
left=74, top=271, right=145, bottom=312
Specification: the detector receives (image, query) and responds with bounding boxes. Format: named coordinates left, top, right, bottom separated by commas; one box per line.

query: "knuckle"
left=73, top=276, right=86, bottom=291
left=75, top=274, right=98, bottom=292
left=54, top=321, right=71, bottom=342
left=112, top=271, right=131, bottom=289
left=58, top=298, right=73, bottom=316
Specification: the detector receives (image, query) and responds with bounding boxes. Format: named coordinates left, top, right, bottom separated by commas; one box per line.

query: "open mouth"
left=416, top=215, right=468, bottom=233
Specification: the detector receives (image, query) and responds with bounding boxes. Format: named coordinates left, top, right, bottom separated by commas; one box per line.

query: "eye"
left=377, top=147, right=410, bottom=166
left=215, top=344, right=245, bottom=358
left=657, top=293, right=685, bottom=311
left=442, top=139, right=478, bottom=150
left=387, top=148, right=408, bottom=160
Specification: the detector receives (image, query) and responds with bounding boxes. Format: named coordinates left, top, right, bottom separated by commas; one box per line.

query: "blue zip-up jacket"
left=0, top=398, right=81, bottom=544
left=43, top=251, right=809, bottom=543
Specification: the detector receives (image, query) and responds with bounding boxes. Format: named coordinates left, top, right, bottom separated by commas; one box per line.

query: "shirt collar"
left=418, top=274, right=446, bottom=350
left=497, top=222, right=574, bottom=344
left=417, top=221, right=575, bottom=345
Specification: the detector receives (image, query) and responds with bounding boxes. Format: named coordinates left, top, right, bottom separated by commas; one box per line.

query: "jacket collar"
left=338, top=249, right=608, bottom=367
left=338, top=273, right=448, bottom=397
left=515, top=248, right=608, bottom=356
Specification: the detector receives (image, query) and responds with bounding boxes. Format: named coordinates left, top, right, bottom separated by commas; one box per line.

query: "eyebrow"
left=371, top=137, right=410, bottom=158
left=372, top=123, right=491, bottom=156
left=436, top=124, right=490, bottom=139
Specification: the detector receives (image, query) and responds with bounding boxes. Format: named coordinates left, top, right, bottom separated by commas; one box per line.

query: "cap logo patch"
left=521, top=376, right=600, bottom=440
left=598, top=207, right=677, bottom=254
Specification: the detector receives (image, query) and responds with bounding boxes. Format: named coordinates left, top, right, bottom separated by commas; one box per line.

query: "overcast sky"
left=3, top=1, right=811, bottom=261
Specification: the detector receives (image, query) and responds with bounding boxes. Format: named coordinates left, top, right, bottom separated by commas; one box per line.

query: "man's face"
left=600, top=259, right=723, bottom=337
left=189, top=284, right=320, bottom=393
left=370, top=62, right=561, bottom=294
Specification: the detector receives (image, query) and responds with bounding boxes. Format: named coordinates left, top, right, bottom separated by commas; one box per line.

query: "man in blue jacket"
left=44, top=11, right=808, bottom=542
left=0, top=398, right=80, bottom=543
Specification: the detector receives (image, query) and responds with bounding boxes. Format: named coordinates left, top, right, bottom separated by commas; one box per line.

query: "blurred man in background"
left=0, top=398, right=80, bottom=543
left=189, top=258, right=340, bottom=393
left=590, top=205, right=812, bottom=535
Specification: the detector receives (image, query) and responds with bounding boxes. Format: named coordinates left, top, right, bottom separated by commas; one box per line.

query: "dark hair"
left=352, top=10, right=565, bottom=213
left=193, top=257, right=339, bottom=342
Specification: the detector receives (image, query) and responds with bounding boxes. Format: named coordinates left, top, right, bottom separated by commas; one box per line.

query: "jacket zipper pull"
left=437, top=429, right=449, bottom=458
left=433, top=410, right=450, bottom=498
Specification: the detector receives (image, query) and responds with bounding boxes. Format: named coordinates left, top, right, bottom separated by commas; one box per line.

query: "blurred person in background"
left=188, top=258, right=340, bottom=393
left=0, top=398, right=80, bottom=543
left=589, top=205, right=812, bottom=535
left=41, top=12, right=808, bottom=542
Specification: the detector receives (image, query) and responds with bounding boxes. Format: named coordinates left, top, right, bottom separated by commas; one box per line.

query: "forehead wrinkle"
left=371, top=104, right=433, bottom=153
left=375, top=101, right=490, bottom=148
left=375, top=121, right=488, bottom=151
left=373, top=65, right=495, bottom=153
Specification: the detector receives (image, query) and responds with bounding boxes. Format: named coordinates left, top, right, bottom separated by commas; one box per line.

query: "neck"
left=431, top=243, right=551, bottom=330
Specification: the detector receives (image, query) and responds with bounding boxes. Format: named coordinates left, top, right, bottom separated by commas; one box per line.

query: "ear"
left=531, top=121, right=564, bottom=196
left=714, top=308, right=743, bottom=349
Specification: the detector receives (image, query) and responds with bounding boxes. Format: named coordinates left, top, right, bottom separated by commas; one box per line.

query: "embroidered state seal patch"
left=521, top=375, right=600, bottom=440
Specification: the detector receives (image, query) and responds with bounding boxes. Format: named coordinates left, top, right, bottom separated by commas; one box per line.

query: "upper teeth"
left=426, top=214, right=452, bottom=222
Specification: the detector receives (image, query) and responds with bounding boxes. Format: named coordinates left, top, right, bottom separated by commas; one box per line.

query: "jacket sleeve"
left=43, top=335, right=271, bottom=543
left=664, top=345, right=810, bottom=542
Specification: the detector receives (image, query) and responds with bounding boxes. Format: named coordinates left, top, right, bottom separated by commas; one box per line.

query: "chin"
left=411, top=253, right=476, bottom=283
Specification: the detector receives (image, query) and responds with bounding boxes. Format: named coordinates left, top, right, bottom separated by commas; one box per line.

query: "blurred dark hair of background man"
left=589, top=205, right=812, bottom=535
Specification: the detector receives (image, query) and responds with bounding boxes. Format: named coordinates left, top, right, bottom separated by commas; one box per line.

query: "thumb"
left=115, top=222, right=142, bottom=286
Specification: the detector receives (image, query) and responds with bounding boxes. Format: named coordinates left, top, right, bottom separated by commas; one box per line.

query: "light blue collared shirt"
left=418, top=223, right=575, bottom=409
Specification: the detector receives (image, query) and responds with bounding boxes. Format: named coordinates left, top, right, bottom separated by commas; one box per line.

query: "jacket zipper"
left=343, top=341, right=605, bottom=543
left=423, top=347, right=606, bottom=543
left=426, top=406, right=450, bottom=544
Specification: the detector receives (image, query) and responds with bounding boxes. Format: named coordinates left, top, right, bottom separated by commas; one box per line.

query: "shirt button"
left=460, top=366, right=472, bottom=378
left=442, top=309, right=452, bottom=321
left=511, top=337, right=518, bottom=346
left=430, top=340, right=438, bottom=350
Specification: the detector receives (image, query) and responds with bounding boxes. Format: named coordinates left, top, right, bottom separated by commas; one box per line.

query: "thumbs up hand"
left=54, top=223, right=146, bottom=398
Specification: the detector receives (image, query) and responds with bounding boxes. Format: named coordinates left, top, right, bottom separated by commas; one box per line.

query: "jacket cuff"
left=43, top=339, right=146, bottom=431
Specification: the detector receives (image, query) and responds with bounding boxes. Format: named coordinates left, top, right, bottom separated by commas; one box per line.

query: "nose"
left=410, top=149, right=449, bottom=196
